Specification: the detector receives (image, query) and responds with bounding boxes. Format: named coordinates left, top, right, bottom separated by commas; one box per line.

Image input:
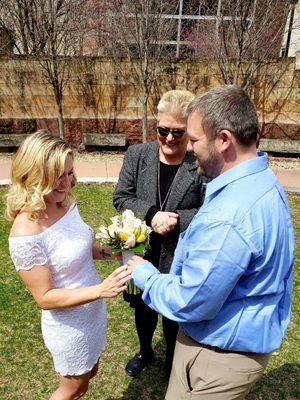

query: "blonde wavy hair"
left=5, top=130, right=76, bottom=221
left=157, top=90, right=195, bottom=119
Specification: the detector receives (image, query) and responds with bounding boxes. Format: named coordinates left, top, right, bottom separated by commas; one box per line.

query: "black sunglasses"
left=157, top=126, right=186, bottom=138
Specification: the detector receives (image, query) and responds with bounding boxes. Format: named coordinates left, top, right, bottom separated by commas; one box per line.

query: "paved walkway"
left=1, top=158, right=300, bottom=194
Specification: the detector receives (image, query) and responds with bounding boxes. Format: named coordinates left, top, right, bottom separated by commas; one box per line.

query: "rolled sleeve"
left=132, top=262, right=160, bottom=291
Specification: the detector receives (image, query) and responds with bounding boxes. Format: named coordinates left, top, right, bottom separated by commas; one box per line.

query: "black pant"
left=134, top=301, right=179, bottom=373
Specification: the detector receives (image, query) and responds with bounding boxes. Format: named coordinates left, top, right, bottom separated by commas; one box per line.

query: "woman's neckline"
left=9, top=203, right=76, bottom=239
left=158, top=148, right=186, bottom=165
left=160, top=160, right=181, bottom=167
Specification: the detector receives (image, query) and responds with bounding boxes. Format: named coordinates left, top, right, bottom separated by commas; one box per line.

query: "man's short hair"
left=186, top=85, right=259, bottom=146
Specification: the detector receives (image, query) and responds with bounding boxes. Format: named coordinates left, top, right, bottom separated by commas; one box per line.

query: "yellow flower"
left=136, top=233, right=146, bottom=243
left=134, top=227, right=141, bottom=236
left=120, top=231, right=129, bottom=241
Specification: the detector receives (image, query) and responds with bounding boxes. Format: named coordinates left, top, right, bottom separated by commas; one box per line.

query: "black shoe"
left=125, top=351, right=154, bottom=377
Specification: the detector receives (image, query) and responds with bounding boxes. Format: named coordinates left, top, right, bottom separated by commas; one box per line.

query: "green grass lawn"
left=0, top=185, right=299, bottom=400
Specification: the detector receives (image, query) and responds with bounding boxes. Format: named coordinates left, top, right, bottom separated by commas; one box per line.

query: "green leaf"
left=130, top=243, right=146, bottom=254
left=111, top=247, right=122, bottom=255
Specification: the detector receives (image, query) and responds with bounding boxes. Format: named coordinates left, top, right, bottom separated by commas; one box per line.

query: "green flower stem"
left=127, top=280, right=141, bottom=295
left=122, top=249, right=142, bottom=295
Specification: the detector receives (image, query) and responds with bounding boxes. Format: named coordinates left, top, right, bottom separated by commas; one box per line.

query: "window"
left=160, top=44, right=177, bottom=57
left=182, top=0, right=200, bottom=16
left=199, top=0, right=219, bottom=16
left=180, top=19, right=199, bottom=41
left=163, top=1, right=181, bottom=14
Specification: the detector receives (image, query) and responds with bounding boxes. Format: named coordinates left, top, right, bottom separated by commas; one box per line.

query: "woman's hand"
left=98, top=265, right=132, bottom=298
left=151, top=211, right=178, bottom=235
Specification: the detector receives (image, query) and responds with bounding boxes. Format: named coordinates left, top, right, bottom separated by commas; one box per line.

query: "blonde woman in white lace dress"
left=6, top=130, right=131, bottom=400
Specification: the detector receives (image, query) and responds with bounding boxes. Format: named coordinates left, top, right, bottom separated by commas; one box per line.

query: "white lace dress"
left=9, top=203, right=107, bottom=376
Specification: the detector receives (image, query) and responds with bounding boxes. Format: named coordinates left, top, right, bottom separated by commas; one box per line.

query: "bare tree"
left=0, top=27, right=15, bottom=55
left=0, top=1, right=46, bottom=54
left=73, top=56, right=124, bottom=137
left=185, top=0, right=292, bottom=89
left=101, top=0, right=179, bottom=142
left=0, top=0, right=88, bottom=138
left=183, top=0, right=299, bottom=137
left=249, top=59, right=298, bottom=139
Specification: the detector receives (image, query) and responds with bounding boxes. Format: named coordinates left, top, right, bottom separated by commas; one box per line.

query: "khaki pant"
left=165, top=331, right=270, bottom=400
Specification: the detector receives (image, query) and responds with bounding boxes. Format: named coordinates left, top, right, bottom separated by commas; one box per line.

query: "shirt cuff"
left=132, top=261, right=160, bottom=291
left=145, top=206, right=159, bottom=226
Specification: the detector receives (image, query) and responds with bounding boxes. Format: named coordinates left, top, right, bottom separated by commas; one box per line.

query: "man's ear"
left=215, top=130, right=233, bottom=153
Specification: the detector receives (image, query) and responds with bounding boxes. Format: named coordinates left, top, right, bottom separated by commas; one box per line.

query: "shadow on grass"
left=247, top=362, right=300, bottom=400
left=115, top=356, right=300, bottom=400
left=116, top=339, right=169, bottom=400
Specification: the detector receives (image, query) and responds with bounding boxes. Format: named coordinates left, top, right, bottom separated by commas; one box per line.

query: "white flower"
left=108, top=224, right=120, bottom=238
left=121, top=210, right=136, bottom=234
left=95, top=226, right=110, bottom=241
left=110, top=215, right=121, bottom=225
left=123, top=233, right=136, bottom=249
left=133, top=218, right=142, bottom=229
left=122, top=209, right=135, bottom=220
left=140, top=221, right=151, bottom=235
left=122, top=218, right=135, bottom=233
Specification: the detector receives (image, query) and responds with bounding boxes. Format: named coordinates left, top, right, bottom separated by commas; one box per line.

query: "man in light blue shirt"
left=126, top=85, right=294, bottom=399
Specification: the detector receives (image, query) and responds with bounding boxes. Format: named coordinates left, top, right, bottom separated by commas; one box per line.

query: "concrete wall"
left=0, top=56, right=299, bottom=147
left=291, top=1, right=300, bottom=57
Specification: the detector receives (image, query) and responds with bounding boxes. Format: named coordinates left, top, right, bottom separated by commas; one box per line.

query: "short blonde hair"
left=5, top=130, right=76, bottom=221
left=157, top=90, right=195, bottom=119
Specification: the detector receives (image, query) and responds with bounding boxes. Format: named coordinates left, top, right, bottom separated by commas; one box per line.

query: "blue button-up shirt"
left=132, top=153, right=294, bottom=353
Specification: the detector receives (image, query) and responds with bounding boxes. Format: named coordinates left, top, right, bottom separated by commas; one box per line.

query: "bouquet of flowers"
left=96, top=209, right=152, bottom=294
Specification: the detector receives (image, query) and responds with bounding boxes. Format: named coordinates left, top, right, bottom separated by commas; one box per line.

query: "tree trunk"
left=142, top=93, right=148, bottom=143
left=57, top=100, right=65, bottom=139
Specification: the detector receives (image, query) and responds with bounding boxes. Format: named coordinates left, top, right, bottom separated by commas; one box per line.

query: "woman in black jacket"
left=113, top=90, right=206, bottom=377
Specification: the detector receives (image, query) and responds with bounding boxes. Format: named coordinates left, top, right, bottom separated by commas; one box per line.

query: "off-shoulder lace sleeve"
left=9, top=236, right=48, bottom=272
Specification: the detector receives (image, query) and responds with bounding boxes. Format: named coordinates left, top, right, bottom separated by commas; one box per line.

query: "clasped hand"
left=151, top=211, right=178, bottom=235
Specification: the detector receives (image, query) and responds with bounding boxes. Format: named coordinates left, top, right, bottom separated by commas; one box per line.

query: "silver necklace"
left=157, top=161, right=181, bottom=210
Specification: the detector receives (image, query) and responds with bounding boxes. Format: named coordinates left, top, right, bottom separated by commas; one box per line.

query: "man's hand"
left=151, top=211, right=178, bottom=235
left=126, top=255, right=145, bottom=273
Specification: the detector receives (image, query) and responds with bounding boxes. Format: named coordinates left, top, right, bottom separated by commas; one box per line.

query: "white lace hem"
left=54, top=348, right=106, bottom=376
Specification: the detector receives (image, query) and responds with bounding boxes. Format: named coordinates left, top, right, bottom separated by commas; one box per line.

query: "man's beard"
left=197, top=143, right=222, bottom=179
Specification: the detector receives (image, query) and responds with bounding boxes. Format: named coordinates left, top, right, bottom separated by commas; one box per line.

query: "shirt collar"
left=205, top=151, right=269, bottom=200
